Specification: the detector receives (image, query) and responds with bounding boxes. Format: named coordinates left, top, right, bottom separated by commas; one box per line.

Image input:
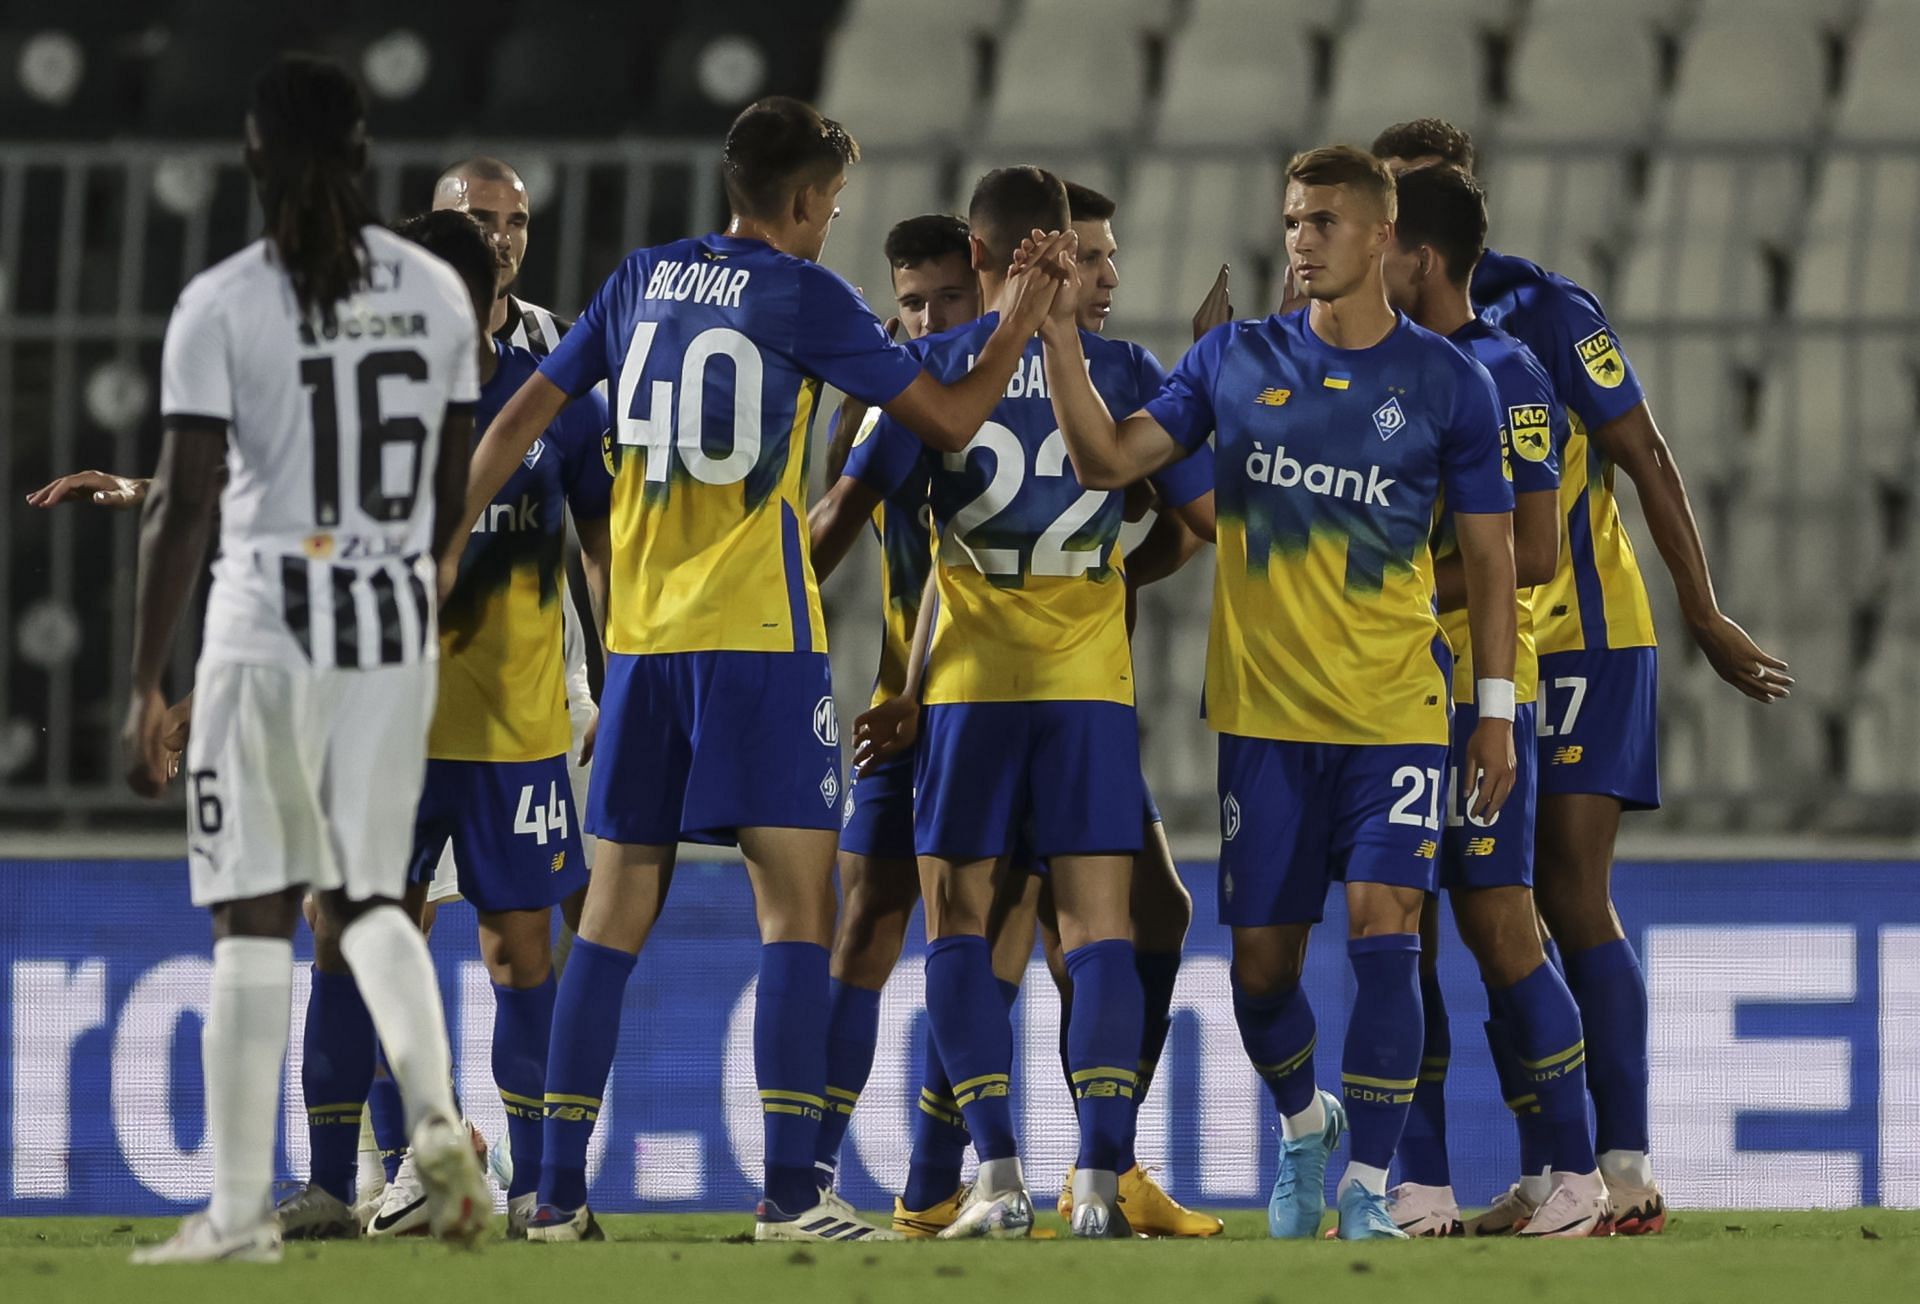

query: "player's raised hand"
left=1694, top=611, right=1792, bottom=703
left=852, top=693, right=920, bottom=775
left=160, top=695, right=193, bottom=783
left=1463, top=717, right=1518, bottom=823
left=27, top=469, right=149, bottom=509
left=1192, top=264, right=1232, bottom=340
left=122, top=686, right=173, bottom=799
left=1000, top=229, right=1077, bottom=335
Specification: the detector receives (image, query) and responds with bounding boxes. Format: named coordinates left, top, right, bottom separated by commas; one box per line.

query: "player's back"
left=542, top=233, right=920, bottom=658
left=1472, top=248, right=1655, bottom=653
left=899, top=315, right=1163, bottom=706
left=164, top=225, right=480, bottom=669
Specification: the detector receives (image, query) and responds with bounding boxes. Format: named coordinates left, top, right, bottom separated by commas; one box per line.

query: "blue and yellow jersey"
left=1433, top=319, right=1567, bottom=705
left=539, top=233, right=924, bottom=657
left=1145, top=310, right=1512, bottom=747
left=433, top=340, right=611, bottom=762
left=856, top=316, right=1166, bottom=706
left=842, top=404, right=934, bottom=707
left=1473, top=249, right=1656, bottom=654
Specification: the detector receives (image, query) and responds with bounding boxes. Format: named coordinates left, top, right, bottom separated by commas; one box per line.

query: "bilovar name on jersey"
left=644, top=259, right=751, bottom=308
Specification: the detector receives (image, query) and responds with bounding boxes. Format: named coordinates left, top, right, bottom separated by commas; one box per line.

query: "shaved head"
left=432, top=156, right=530, bottom=308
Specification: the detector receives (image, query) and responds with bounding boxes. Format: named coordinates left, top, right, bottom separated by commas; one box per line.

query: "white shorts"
left=185, top=658, right=435, bottom=907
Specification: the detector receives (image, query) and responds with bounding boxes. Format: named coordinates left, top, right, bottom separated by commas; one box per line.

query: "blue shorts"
left=839, top=754, right=916, bottom=861
left=1216, top=734, right=1450, bottom=927
left=1535, top=647, right=1661, bottom=810
left=407, top=754, right=588, bottom=913
left=915, top=700, right=1144, bottom=861
left=1012, top=772, right=1163, bottom=874
left=588, top=651, right=842, bottom=846
left=1439, top=702, right=1538, bottom=892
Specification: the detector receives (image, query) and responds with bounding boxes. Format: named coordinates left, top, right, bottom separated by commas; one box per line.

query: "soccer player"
left=843, top=165, right=1167, bottom=1241
left=1380, top=164, right=1607, bottom=1237
left=121, top=54, right=489, bottom=1262
left=434, top=156, right=570, bottom=358
left=1372, top=119, right=1791, bottom=1233
left=274, top=209, right=613, bottom=1242
left=1032, top=146, right=1519, bottom=1241
left=447, top=97, right=1070, bottom=1243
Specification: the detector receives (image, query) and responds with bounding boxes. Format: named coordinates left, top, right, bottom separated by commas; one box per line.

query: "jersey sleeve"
left=1542, top=285, right=1644, bottom=433
left=539, top=259, right=625, bottom=398
left=159, top=276, right=233, bottom=423
left=1442, top=356, right=1516, bottom=516
left=1150, top=441, right=1215, bottom=509
left=555, top=386, right=614, bottom=522
left=789, top=262, right=924, bottom=405
left=1496, top=347, right=1563, bottom=497
left=1143, top=323, right=1229, bottom=452
left=844, top=411, right=927, bottom=501
left=447, top=298, right=481, bottom=407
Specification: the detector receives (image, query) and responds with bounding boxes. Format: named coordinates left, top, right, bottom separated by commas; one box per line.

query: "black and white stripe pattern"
left=278, top=552, right=434, bottom=669
left=795, top=1216, right=878, bottom=1241
left=500, top=295, right=571, bottom=360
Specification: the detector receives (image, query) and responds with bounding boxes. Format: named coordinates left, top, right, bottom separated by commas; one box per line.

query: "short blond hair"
left=1285, top=145, right=1397, bottom=221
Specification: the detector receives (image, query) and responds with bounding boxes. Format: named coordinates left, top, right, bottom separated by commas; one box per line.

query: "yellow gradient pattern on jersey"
left=1434, top=536, right=1541, bottom=705
left=1207, top=517, right=1450, bottom=746
left=869, top=498, right=933, bottom=708
left=604, top=380, right=825, bottom=655
left=1534, top=411, right=1656, bottom=655
left=921, top=558, right=1133, bottom=706
left=430, top=567, right=570, bottom=762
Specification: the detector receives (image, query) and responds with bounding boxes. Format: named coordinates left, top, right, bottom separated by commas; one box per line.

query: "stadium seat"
left=1022, top=0, right=1177, bottom=30
left=1527, top=0, right=1684, bottom=19
left=1628, top=334, right=1760, bottom=484
left=1752, top=338, right=1920, bottom=495
left=1695, top=0, right=1855, bottom=24
left=1664, top=17, right=1828, bottom=142
left=1833, top=10, right=1920, bottom=142
left=1352, top=0, right=1514, bottom=24
left=1499, top=13, right=1660, bottom=144
left=1322, top=17, right=1483, bottom=147
left=981, top=5, right=1150, bottom=148
left=816, top=10, right=982, bottom=147
left=1480, top=155, right=1631, bottom=278
left=1616, top=236, right=1771, bottom=324
left=1636, top=154, right=1805, bottom=248
left=1119, top=155, right=1283, bottom=337
left=1154, top=7, right=1313, bottom=148
left=479, top=24, right=639, bottom=134
left=958, top=152, right=1121, bottom=209
left=817, top=159, right=947, bottom=315
left=837, top=0, right=1009, bottom=27
left=1791, top=155, right=1920, bottom=320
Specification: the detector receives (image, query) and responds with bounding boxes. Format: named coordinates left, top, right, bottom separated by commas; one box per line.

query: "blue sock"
left=367, top=1045, right=406, bottom=1183
left=1341, top=933, right=1423, bottom=1171
left=1502, top=961, right=1596, bottom=1175
left=303, top=967, right=374, bottom=1202
left=1483, top=996, right=1549, bottom=1176
left=1396, top=972, right=1451, bottom=1188
left=923, top=935, right=1016, bottom=1161
left=539, top=937, right=636, bottom=1211
left=903, top=1018, right=969, bottom=1211
left=1064, top=939, right=1144, bottom=1173
left=756, top=942, right=832, bottom=1213
left=1562, top=938, right=1650, bottom=1154
left=1125, top=950, right=1180, bottom=1171
left=814, top=979, right=881, bottom=1184
left=493, top=976, right=555, bottom=1201
left=1231, top=976, right=1317, bottom=1119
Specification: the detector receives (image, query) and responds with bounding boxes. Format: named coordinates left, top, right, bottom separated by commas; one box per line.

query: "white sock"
left=205, top=937, right=293, bottom=1237
left=356, top=1114, right=386, bottom=1198
left=1280, top=1092, right=1327, bottom=1141
left=339, top=906, right=457, bottom=1135
left=975, top=1156, right=1024, bottom=1197
left=1338, top=1162, right=1390, bottom=1200
left=1598, top=1148, right=1654, bottom=1187
left=1518, top=1169, right=1553, bottom=1203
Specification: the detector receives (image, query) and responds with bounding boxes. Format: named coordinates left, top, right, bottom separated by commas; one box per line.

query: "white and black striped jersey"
left=497, top=294, right=571, bottom=358
left=160, top=225, right=481, bottom=670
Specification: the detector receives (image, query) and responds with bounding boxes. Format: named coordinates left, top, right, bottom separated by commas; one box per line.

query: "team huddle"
left=58, top=53, right=1795, bottom=1262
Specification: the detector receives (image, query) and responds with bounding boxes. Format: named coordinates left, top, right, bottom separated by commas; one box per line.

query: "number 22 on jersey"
left=940, top=423, right=1109, bottom=577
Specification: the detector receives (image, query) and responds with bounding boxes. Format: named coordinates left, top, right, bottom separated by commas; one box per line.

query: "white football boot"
left=1467, top=1176, right=1546, bottom=1235
left=366, top=1152, right=430, bottom=1237
left=1386, top=1182, right=1463, bottom=1237
left=412, top=1110, right=492, bottom=1245
left=1518, top=1169, right=1613, bottom=1238
left=131, top=1212, right=282, bottom=1265
left=754, top=1192, right=901, bottom=1242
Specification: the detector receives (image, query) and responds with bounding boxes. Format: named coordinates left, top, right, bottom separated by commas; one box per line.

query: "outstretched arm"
left=123, top=420, right=226, bottom=796
left=27, top=470, right=151, bottom=509
left=1592, top=402, right=1790, bottom=703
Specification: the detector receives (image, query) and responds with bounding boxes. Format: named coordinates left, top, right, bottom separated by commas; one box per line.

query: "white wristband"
left=1476, top=677, right=1517, bottom=722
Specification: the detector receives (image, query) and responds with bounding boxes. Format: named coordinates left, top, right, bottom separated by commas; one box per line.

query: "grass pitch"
left=3, top=1209, right=1915, bottom=1303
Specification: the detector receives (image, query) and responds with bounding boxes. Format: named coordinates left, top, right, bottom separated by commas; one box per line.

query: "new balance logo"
left=550, top=852, right=567, bottom=872
left=1416, top=839, right=1438, bottom=859
left=1465, top=837, right=1496, bottom=857
left=1254, top=387, right=1291, bottom=406
left=1552, top=746, right=1585, bottom=765
left=1243, top=443, right=1394, bottom=506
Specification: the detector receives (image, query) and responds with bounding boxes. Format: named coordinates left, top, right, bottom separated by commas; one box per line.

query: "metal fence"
left=3, top=139, right=1915, bottom=836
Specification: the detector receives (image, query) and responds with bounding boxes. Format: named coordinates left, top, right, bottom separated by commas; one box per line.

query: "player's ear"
left=968, top=234, right=991, bottom=274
